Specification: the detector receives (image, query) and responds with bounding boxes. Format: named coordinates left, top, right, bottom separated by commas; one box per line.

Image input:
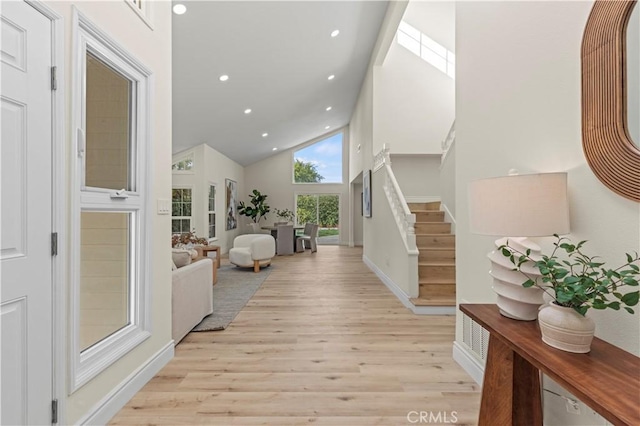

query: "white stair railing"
left=377, top=144, right=418, bottom=255
left=441, top=120, right=455, bottom=165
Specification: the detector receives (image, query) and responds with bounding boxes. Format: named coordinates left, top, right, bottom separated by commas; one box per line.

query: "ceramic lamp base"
left=489, top=237, right=545, bottom=321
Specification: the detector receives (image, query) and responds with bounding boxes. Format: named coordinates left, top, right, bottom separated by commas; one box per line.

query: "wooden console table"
left=460, top=304, right=640, bottom=426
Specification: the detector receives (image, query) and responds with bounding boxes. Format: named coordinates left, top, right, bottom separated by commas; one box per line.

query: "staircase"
left=408, top=202, right=456, bottom=307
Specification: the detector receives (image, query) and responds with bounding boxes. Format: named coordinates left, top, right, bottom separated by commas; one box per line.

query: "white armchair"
left=229, top=234, right=276, bottom=272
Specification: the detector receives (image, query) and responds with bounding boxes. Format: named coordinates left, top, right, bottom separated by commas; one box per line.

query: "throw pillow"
left=171, top=248, right=192, bottom=268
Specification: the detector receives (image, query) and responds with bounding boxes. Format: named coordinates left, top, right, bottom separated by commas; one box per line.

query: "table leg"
left=479, top=334, right=542, bottom=426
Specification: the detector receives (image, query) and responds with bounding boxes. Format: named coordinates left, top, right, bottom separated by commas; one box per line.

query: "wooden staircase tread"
left=419, top=261, right=455, bottom=266
left=410, top=297, right=456, bottom=307
left=420, top=279, right=456, bottom=284
left=419, top=247, right=456, bottom=251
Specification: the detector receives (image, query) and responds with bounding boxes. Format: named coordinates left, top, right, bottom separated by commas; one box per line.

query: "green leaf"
left=627, top=253, right=633, bottom=263
left=621, top=292, right=639, bottom=306
left=622, top=277, right=639, bottom=286
left=563, top=276, right=580, bottom=285
left=607, top=302, right=620, bottom=310
left=575, top=305, right=588, bottom=316
left=624, top=307, right=635, bottom=314
left=522, top=279, right=535, bottom=288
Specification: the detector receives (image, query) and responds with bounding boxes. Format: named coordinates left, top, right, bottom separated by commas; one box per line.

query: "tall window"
left=172, top=188, right=192, bottom=233
left=72, top=10, right=151, bottom=391
left=296, top=194, right=340, bottom=244
left=293, top=132, right=343, bottom=184
left=208, top=184, right=216, bottom=239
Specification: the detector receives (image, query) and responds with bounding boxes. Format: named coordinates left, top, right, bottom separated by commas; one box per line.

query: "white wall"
left=203, top=145, right=245, bottom=253
left=244, top=129, right=351, bottom=245
left=628, top=5, right=639, bottom=144
left=373, top=1, right=455, bottom=155
left=349, top=72, right=372, bottom=184
left=456, top=1, right=639, bottom=422
left=172, top=144, right=245, bottom=254
left=48, top=1, right=173, bottom=423
left=352, top=182, right=364, bottom=245
left=390, top=154, right=441, bottom=199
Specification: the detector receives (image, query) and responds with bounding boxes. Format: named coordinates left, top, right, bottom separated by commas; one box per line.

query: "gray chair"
left=248, top=223, right=268, bottom=234
left=296, top=223, right=318, bottom=253
left=276, top=224, right=294, bottom=255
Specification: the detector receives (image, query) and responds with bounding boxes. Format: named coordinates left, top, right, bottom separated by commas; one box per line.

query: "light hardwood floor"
left=110, top=246, right=480, bottom=425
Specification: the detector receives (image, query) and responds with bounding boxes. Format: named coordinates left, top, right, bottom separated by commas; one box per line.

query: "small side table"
left=194, top=245, right=220, bottom=285
left=200, top=245, right=221, bottom=269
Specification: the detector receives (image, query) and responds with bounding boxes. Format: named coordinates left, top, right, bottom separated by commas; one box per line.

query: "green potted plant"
left=237, top=189, right=270, bottom=223
left=273, top=208, right=295, bottom=225
left=500, top=234, right=639, bottom=353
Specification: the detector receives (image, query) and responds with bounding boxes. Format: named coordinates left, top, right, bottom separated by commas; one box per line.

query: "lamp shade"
left=468, top=172, right=570, bottom=237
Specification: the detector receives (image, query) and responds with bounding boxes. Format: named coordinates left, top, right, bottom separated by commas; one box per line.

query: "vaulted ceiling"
left=172, top=1, right=389, bottom=166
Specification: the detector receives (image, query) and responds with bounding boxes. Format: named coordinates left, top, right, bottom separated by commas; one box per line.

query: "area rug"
left=192, top=264, right=273, bottom=332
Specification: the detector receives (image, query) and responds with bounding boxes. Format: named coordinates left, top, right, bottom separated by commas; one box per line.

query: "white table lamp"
left=468, top=172, right=570, bottom=320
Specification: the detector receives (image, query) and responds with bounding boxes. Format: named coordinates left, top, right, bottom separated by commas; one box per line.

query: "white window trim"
left=171, top=151, right=195, bottom=175
left=207, top=182, right=218, bottom=242
left=124, top=0, right=154, bottom=30
left=69, top=8, right=153, bottom=392
left=291, top=128, right=346, bottom=185
left=171, top=186, right=193, bottom=234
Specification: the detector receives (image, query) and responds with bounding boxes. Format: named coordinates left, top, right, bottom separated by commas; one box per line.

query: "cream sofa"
left=172, top=258, right=213, bottom=344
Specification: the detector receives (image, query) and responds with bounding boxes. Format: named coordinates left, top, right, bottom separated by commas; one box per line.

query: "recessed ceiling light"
left=219, top=75, right=229, bottom=82
left=331, top=29, right=340, bottom=38
left=326, top=106, right=332, bottom=111
left=262, top=133, right=269, bottom=138
left=173, top=4, right=187, bottom=15
left=272, top=147, right=278, bottom=151
left=328, top=74, right=335, bottom=81
left=244, top=109, right=252, bottom=114
left=325, top=125, right=330, bottom=130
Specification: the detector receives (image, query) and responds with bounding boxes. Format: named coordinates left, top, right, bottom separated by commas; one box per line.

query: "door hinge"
left=51, top=232, right=58, bottom=256
left=51, top=399, right=58, bottom=424
left=51, top=66, right=57, bottom=91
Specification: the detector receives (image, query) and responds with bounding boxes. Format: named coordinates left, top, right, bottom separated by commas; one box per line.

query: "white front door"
left=1, top=1, right=54, bottom=424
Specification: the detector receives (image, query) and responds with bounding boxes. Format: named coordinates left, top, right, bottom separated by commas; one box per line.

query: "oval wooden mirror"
left=582, top=0, right=640, bottom=202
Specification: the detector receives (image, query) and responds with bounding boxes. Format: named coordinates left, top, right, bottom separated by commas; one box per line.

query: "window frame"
left=207, top=182, right=217, bottom=242
left=171, top=152, right=195, bottom=174
left=291, top=129, right=345, bottom=185
left=171, top=186, right=193, bottom=235
left=294, top=192, right=342, bottom=230
left=124, top=0, right=154, bottom=30
left=69, top=8, right=153, bottom=392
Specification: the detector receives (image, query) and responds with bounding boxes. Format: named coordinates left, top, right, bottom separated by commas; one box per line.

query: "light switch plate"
left=157, top=199, right=170, bottom=215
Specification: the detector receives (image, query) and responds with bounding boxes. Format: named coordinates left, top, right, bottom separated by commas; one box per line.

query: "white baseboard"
left=452, top=341, right=484, bottom=385
left=405, top=196, right=441, bottom=203
left=79, top=341, right=174, bottom=425
left=440, top=202, right=456, bottom=234
left=363, top=254, right=455, bottom=315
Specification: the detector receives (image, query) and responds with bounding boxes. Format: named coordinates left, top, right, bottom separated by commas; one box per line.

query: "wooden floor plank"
left=109, top=246, right=480, bottom=425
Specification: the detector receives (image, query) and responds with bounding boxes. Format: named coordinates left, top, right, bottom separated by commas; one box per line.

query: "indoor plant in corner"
left=273, top=208, right=295, bottom=226
left=500, top=235, right=639, bottom=353
left=237, top=189, right=270, bottom=224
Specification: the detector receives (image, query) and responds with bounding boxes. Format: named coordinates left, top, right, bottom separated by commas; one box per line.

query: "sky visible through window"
left=294, top=132, right=343, bottom=183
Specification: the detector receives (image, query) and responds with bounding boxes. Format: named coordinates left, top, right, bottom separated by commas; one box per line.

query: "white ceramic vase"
left=537, top=303, right=595, bottom=353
